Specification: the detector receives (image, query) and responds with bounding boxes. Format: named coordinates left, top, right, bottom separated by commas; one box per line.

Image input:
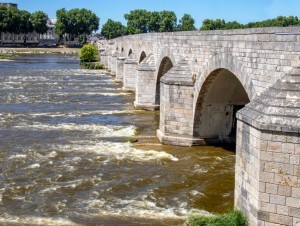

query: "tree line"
left=101, top=10, right=196, bottom=39
left=200, top=16, right=300, bottom=30
left=101, top=10, right=300, bottom=39
left=0, top=5, right=48, bottom=44
left=0, top=6, right=99, bottom=45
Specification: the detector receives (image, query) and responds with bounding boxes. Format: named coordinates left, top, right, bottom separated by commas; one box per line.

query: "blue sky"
left=2, top=0, right=300, bottom=30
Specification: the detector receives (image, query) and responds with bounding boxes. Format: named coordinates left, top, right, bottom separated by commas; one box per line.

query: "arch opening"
left=121, top=47, right=124, bottom=52
left=139, top=51, right=146, bottom=64
left=128, top=49, right=133, bottom=57
left=194, top=68, right=250, bottom=144
left=155, top=57, right=173, bottom=105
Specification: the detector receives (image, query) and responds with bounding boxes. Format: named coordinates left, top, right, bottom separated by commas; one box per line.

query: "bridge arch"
left=155, top=56, right=174, bottom=105
left=193, top=53, right=253, bottom=143
left=139, top=51, right=147, bottom=64
left=128, top=49, right=133, bottom=57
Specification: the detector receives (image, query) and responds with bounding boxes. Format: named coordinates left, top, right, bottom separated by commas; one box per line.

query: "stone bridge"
left=99, top=27, right=300, bottom=226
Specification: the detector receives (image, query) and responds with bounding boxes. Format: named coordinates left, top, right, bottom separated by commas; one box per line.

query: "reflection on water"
left=0, top=55, right=235, bottom=225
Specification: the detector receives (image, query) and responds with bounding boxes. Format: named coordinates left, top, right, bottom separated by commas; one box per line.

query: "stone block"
left=274, top=174, right=298, bottom=187
left=289, top=207, right=300, bottom=217
left=270, top=194, right=286, bottom=205
left=286, top=197, right=300, bottom=208
left=276, top=205, right=289, bottom=215
left=266, top=183, right=278, bottom=195
left=292, top=187, right=300, bottom=198
left=282, top=143, right=295, bottom=154
left=269, top=213, right=292, bottom=225
left=278, top=185, right=291, bottom=197
left=267, top=142, right=282, bottom=152
left=260, top=202, right=276, bottom=213
left=264, top=162, right=294, bottom=175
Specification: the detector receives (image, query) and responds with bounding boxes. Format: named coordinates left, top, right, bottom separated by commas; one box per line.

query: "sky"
left=2, top=0, right=300, bottom=30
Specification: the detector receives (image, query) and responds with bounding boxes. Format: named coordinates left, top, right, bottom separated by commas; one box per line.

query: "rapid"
left=0, top=54, right=235, bottom=225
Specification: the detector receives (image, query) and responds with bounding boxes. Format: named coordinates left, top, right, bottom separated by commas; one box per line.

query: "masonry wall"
left=236, top=120, right=300, bottom=226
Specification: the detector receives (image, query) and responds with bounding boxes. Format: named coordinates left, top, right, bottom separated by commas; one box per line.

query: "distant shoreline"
left=0, top=47, right=80, bottom=55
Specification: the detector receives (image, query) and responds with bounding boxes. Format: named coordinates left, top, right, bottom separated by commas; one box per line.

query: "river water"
left=0, top=55, right=235, bottom=226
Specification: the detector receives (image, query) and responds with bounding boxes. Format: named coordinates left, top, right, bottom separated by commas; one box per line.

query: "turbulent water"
left=0, top=55, right=235, bottom=226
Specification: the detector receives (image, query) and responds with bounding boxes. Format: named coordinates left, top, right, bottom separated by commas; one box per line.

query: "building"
left=0, top=3, right=58, bottom=46
left=0, top=2, right=17, bottom=8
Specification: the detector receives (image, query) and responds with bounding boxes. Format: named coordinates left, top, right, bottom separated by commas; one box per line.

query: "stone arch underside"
left=155, top=57, right=174, bottom=105
left=192, top=53, right=254, bottom=144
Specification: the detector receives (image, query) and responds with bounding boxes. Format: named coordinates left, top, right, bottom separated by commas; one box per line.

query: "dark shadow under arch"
left=128, top=49, right=132, bottom=57
left=155, top=57, right=173, bottom=105
left=139, top=51, right=146, bottom=64
left=193, top=68, right=250, bottom=144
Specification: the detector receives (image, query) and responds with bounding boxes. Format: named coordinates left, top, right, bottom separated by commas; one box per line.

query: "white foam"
left=13, top=123, right=137, bottom=137
left=27, top=163, right=40, bottom=169
left=55, top=141, right=178, bottom=162
left=0, top=214, right=80, bottom=226
left=8, top=154, right=27, bottom=159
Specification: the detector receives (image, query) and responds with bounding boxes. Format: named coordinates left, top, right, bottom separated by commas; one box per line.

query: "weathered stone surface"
left=101, top=27, right=300, bottom=226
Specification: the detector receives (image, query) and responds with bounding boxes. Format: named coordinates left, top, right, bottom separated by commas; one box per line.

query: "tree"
left=224, top=21, right=244, bottom=29
left=55, top=8, right=69, bottom=43
left=159, top=11, right=177, bottom=32
left=4, top=6, right=21, bottom=45
left=101, top=19, right=126, bottom=39
left=148, top=11, right=161, bottom=32
left=55, top=8, right=99, bottom=43
left=201, top=19, right=226, bottom=30
left=179, top=14, right=196, bottom=31
left=0, top=6, right=8, bottom=45
left=18, top=10, right=34, bottom=44
left=124, top=9, right=150, bottom=34
left=31, top=11, right=48, bottom=37
left=79, top=44, right=99, bottom=62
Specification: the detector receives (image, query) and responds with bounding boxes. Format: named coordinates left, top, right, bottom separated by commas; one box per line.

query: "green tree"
left=55, top=8, right=69, bottom=43
left=124, top=9, right=150, bottom=34
left=224, top=21, right=244, bottom=29
left=200, top=19, right=226, bottom=30
left=159, top=11, right=177, bottom=32
left=79, top=44, right=99, bottom=62
left=55, top=8, right=99, bottom=43
left=31, top=11, right=48, bottom=37
left=4, top=6, right=21, bottom=45
left=101, top=19, right=126, bottom=39
left=18, top=10, right=34, bottom=44
left=0, top=6, right=8, bottom=45
left=178, top=14, right=196, bottom=31
left=148, top=11, right=161, bottom=32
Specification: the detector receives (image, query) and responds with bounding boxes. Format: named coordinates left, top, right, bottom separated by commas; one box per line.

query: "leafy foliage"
left=31, top=11, right=48, bottom=34
left=101, top=19, right=126, bottom=39
left=200, top=16, right=300, bottom=31
left=124, top=9, right=179, bottom=35
left=184, top=210, right=248, bottom=226
left=55, top=8, right=99, bottom=43
left=158, top=11, right=177, bottom=32
left=179, top=14, right=196, bottom=31
left=79, top=44, right=99, bottom=62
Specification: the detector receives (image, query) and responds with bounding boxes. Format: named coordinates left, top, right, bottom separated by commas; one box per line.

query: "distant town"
left=0, top=2, right=104, bottom=47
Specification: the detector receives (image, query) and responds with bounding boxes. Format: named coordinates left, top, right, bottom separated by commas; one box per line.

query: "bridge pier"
left=134, top=54, right=159, bottom=110
left=235, top=69, right=300, bottom=226
left=100, top=51, right=108, bottom=69
left=115, top=54, right=126, bottom=83
left=110, top=52, right=118, bottom=76
left=157, top=59, right=205, bottom=146
left=123, top=54, right=138, bottom=92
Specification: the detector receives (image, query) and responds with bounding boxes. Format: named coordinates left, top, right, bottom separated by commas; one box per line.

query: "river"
left=0, top=54, right=235, bottom=225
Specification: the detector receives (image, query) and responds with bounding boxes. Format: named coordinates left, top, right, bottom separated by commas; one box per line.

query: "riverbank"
left=0, top=47, right=80, bottom=55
